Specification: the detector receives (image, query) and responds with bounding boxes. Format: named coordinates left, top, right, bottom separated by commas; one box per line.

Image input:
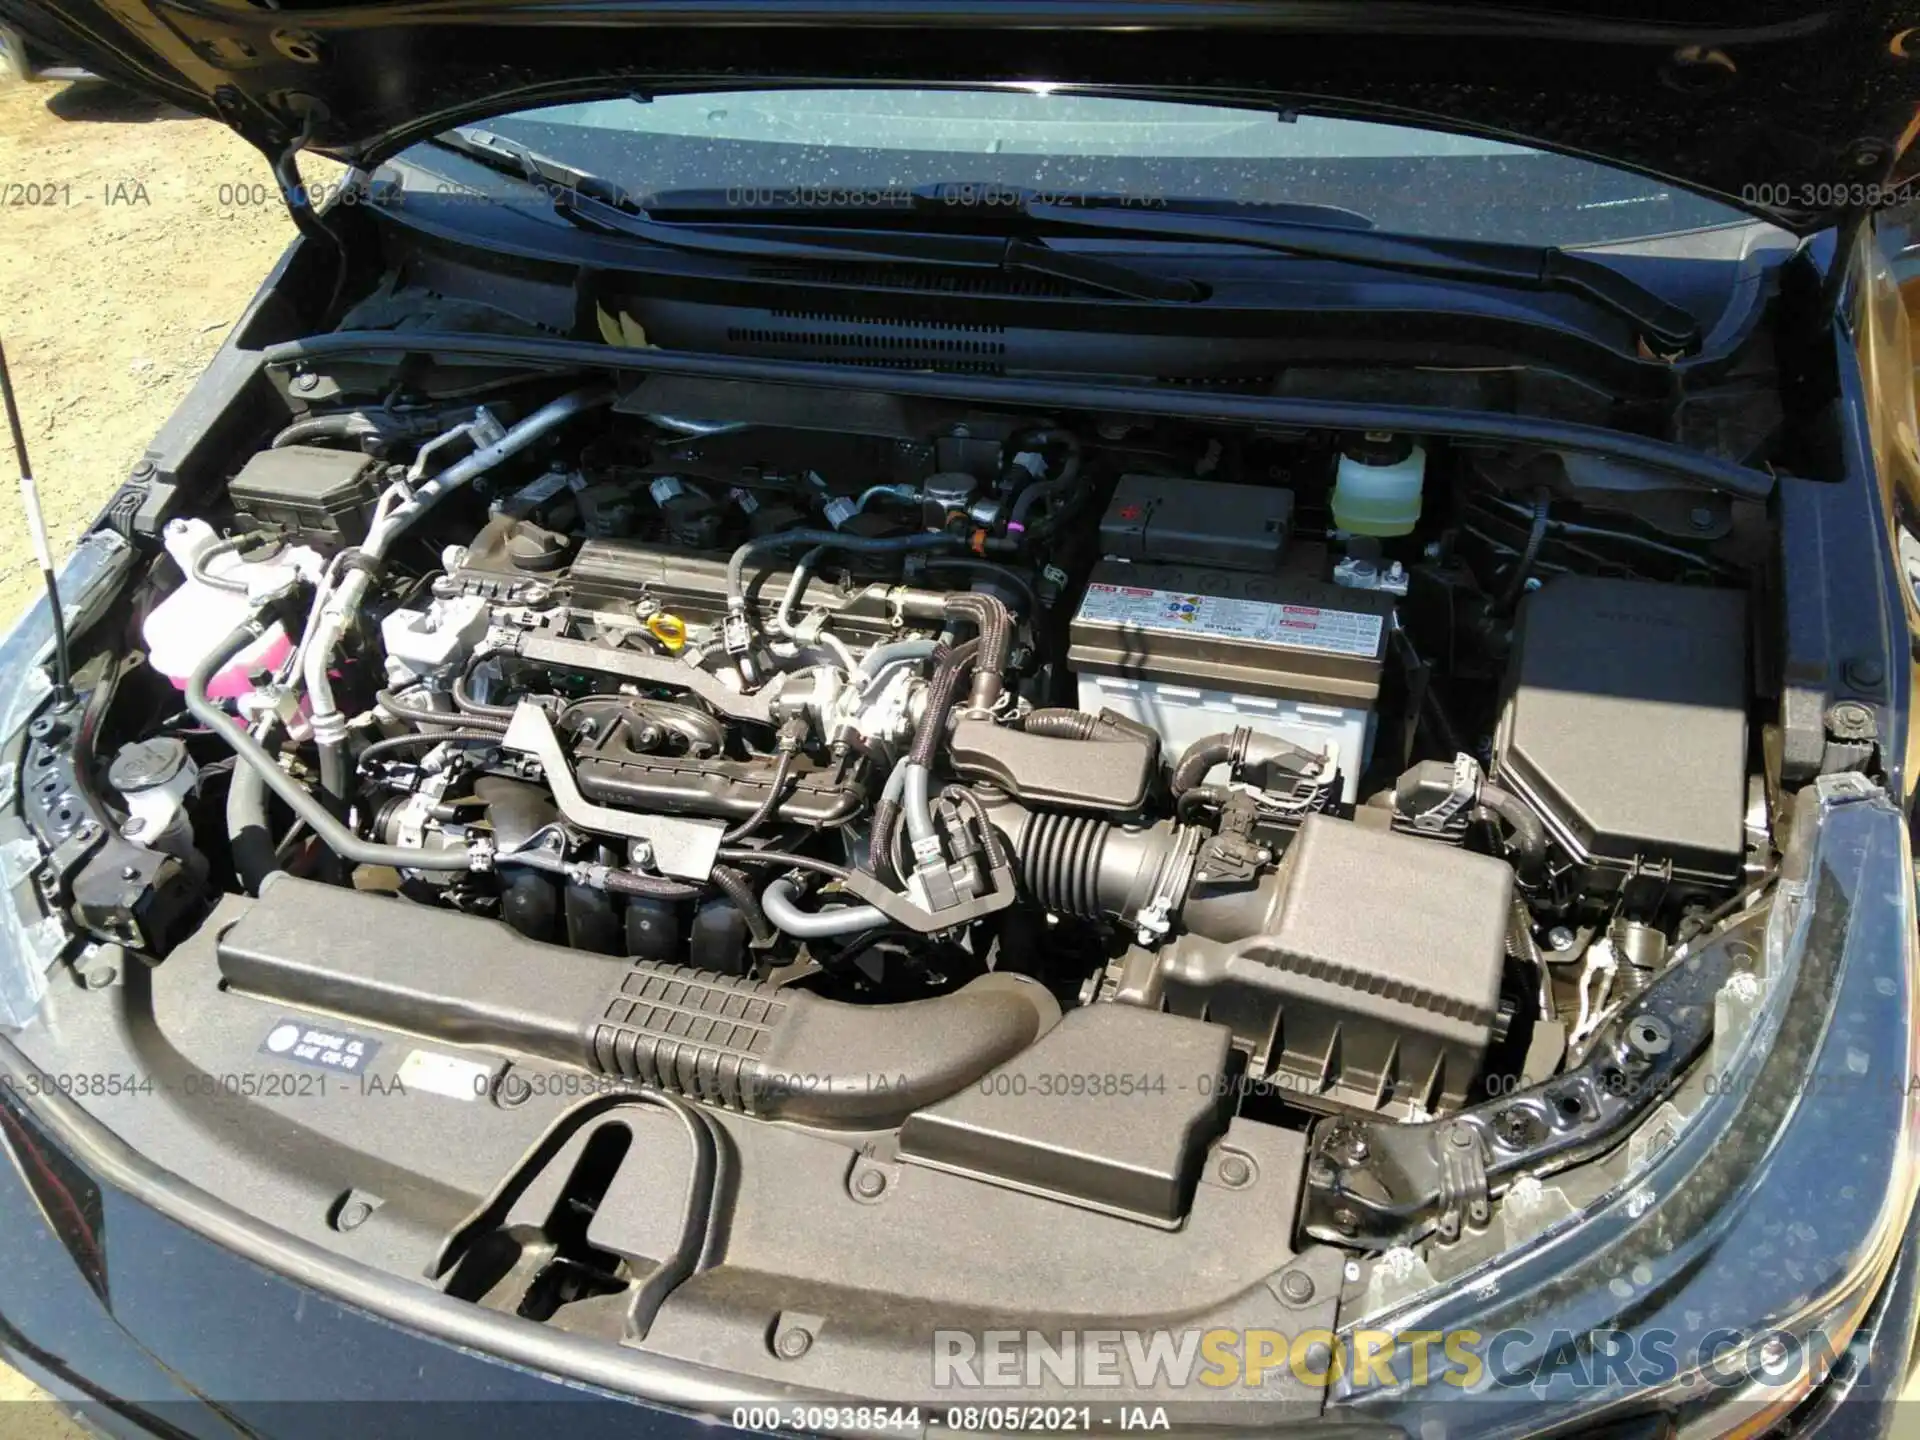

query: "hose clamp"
left=1412, top=752, right=1483, bottom=834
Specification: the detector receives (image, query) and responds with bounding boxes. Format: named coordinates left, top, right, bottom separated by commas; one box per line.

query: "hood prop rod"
left=0, top=340, right=72, bottom=708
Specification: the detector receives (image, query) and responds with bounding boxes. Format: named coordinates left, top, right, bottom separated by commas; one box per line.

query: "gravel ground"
left=0, top=71, right=336, bottom=625
left=0, top=69, right=328, bottom=1438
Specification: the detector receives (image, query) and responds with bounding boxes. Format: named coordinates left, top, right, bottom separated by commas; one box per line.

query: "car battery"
left=1069, top=555, right=1393, bottom=804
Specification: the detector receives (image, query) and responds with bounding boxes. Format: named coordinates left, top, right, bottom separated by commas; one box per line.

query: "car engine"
left=61, top=377, right=1772, bottom=1247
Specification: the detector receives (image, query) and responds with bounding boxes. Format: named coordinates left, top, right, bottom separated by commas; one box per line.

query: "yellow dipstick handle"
left=647, top=612, right=688, bottom=652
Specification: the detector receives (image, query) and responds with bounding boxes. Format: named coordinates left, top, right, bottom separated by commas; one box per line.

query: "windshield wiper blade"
left=421, top=138, right=1202, bottom=301
left=1022, top=202, right=1702, bottom=355
left=550, top=190, right=1205, bottom=303
left=607, top=181, right=1696, bottom=352
left=638, top=183, right=1379, bottom=233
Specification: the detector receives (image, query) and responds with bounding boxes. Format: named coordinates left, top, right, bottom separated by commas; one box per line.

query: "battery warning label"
left=1075, top=583, right=1384, bottom=659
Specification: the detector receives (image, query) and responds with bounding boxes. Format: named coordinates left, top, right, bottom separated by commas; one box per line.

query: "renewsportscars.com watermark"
left=931, top=1325, right=1849, bottom=1395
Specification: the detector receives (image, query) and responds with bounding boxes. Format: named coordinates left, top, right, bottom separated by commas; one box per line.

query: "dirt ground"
left=0, top=69, right=339, bottom=1439
left=0, top=72, right=338, bottom=625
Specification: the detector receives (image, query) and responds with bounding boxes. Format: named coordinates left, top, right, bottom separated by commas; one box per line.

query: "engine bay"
left=17, top=362, right=1808, bottom=1375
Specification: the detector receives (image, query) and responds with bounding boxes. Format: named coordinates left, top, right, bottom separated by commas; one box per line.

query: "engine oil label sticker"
left=397, top=1048, right=496, bottom=1102
left=259, top=1018, right=381, bottom=1074
left=1075, top=583, right=1384, bottom=658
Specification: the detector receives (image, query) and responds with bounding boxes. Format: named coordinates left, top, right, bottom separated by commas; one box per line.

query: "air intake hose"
left=990, top=801, right=1198, bottom=935
left=216, top=876, right=1058, bottom=1129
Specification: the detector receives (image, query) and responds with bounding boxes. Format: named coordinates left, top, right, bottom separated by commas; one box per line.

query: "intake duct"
left=993, top=802, right=1200, bottom=937
left=216, top=876, right=1058, bottom=1128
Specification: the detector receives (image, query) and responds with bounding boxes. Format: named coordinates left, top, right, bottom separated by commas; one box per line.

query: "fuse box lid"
left=1494, top=575, right=1748, bottom=887
left=1097, top=473, right=1292, bottom=572
left=229, top=445, right=381, bottom=546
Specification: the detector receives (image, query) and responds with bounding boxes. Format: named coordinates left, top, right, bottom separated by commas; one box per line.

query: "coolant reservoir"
left=1331, top=433, right=1426, bottom=537
left=142, top=519, right=322, bottom=699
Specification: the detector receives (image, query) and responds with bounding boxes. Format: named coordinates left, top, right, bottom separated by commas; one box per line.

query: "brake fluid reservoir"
left=1331, top=433, right=1426, bottom=537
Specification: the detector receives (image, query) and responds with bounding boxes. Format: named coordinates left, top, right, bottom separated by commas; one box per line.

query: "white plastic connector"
left=380, top=596, right=492, bottom=686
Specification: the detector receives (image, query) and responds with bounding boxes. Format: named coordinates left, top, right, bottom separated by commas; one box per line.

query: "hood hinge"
left=210, top=83, right=345, bottom=275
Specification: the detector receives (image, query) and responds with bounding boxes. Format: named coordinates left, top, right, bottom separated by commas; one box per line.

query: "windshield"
left=444, top=87, right=1748, bottom=248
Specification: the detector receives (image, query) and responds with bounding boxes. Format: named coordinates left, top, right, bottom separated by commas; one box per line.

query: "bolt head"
left=495, top=1071, right=532, bottom=1108
left=852, top=1168, right=887, bottom=1199
left=774, top=1328, right=813, bottom=1359
left=1219, top=1154, right=1253, bottom=1188
left=1827, top=701, right=1875, bottom=740
left=1278, top=1270, right=1315, bottom=1305
left=338, top=1200, right=373, bottom=1231
left=1689, top=505, right=1717, bottom=530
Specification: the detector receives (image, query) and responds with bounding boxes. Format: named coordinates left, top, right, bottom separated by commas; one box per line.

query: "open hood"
left=4, top=0, right=1920, bottom=234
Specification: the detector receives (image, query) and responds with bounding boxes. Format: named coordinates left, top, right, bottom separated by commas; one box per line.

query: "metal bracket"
left=1300, top=910, right=1758, bottom=1249
left=839, top=865, right=1015, bottom=935
left=511, top=630, right=772, bottom=724
left=501, top=703, right=722, bottom=880
left=1434, top=1120, right=1490, bottom=1241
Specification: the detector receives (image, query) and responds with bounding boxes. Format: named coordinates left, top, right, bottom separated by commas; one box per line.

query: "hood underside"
left=5, top=0, right=1920, bottom=233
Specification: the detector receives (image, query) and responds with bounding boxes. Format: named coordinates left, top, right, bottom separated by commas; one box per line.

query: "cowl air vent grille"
left=1155, top=374, right=1279, bottom=392
left=725, top=311, right=1007, bottom=374
left=746, top=265, right=1075, bottom=298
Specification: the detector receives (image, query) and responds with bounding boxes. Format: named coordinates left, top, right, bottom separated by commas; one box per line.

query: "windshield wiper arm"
left=1022, top=202, right=1702, bottom=355
left=618, top=182, right=1697, bottom=352
left=425, top=128, right=631, bottom=209
left=421, top=137, right=1201, bottom=301
left=550, top=190, right=1205, bottom=303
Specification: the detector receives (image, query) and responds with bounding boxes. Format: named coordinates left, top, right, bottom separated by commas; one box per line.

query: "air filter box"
left=1493, top=576, right=1748, bottom=893
left=1138, top=814, right=1511, bottom=1117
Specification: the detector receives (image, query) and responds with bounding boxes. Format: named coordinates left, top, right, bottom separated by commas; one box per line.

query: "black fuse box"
left=229, top=445, right=382, bottom=546
left=1493, top=575, right=1748, bottom=893
left=1097, top=473, right=1292, bottom=572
